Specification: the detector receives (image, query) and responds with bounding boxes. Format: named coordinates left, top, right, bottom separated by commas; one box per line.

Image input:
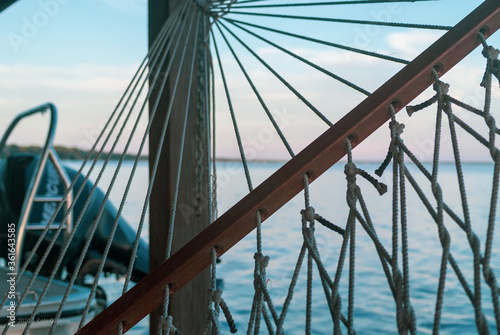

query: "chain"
left=195, top=14, right=207, bottom=217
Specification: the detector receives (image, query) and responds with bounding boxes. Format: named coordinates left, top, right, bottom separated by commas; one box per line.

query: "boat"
left=0, top=267, right=100, bottom=334
left=0, top=104, right=148, bottom=333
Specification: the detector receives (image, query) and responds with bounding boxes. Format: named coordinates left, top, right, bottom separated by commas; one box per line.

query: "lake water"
left=67, top=160, right=500, bottom=334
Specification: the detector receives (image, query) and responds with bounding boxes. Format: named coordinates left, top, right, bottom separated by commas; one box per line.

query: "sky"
left=0, top=0, right=147, bottom=153
left=1, top=0, right=499, bottom=162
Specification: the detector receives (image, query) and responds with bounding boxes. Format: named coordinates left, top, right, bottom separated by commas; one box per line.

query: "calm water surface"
left=68, top=160, right=500, bottom=334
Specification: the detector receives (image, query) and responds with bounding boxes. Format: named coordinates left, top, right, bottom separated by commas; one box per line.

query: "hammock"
left=1, top=0, right=500, bottom=334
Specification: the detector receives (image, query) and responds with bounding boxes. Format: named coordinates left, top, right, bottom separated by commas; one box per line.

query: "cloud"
left=219, top=31, right=500, bottom=161
left=387, top=30, right=444, bottom=60
left=3, top=27, right=497, bottom=163
left=0, top=62, right=145, bottom=151
left=0, top=63, right=137, bottom=107
left=257, top=46, right=380, bottom=67
left=98, top=0, right=146, bottom=14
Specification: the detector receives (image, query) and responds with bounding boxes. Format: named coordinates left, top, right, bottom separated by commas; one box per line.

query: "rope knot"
left=483, top=266, right=497, bottom=287
left=301, top=206, right=315, bottom=223
left=254, top=253, right=270, bottom=268
left=481, top=45, right=500, bottom=87
left=389, top=120, right=405, bottom=136
left=441, top=229, right=451, bottom=248
left=344, top=162, right=358, bottom=178
left=432, top=77, right=450, bottom=110
left=210, top=288, right=223, bottom=306
left=433, top=81, right=449, bottom=95
left=482, top=45, right=500, bottom=60
left=161, top=315, right=178, bottom=333
left=345, top=163, right=387, bottom=195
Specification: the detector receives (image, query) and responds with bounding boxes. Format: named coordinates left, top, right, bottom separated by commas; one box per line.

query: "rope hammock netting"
left=0, top=0, right=499, bottom=334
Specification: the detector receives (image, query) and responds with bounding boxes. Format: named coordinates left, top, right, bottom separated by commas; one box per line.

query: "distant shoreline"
left=4, top=145, right=287, bottom=163
left=4, top=145, right=494, bottom=164
left=4, top=145, right=147, bottom=161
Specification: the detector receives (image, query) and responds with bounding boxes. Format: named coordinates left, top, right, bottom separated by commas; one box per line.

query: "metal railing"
left=0, top=103, right=73, bottom=272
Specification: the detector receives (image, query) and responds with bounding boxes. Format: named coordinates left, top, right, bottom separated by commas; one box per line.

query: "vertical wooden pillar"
left=148, top=1, right=210, bottom=334
left=0, top=1, right=17, bottom=13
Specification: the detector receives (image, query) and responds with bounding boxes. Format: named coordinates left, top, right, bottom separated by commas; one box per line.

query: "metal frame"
left=0, top=103, right=73, bottom=272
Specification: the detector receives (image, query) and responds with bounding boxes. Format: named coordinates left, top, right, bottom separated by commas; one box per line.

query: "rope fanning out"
left=225, top=0, right=440, bottom=9
left=216, top=11, right=453, bottom=31
left=224, top=19, right=372, bottom=96
left=214, top=19, right=296, bottom=157
left=215, top=20, right=334, bottom=126
left=212, top=27, right=254, bottom=192
left=223, top=18, right=410, bottom=65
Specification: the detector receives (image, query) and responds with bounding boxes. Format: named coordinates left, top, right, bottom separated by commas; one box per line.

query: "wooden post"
left=0, top=0, right=17, bottom=13
left=148, top=1, right=210, bottom=334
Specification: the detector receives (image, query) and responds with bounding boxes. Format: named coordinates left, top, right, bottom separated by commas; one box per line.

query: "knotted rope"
left=202, top=247, right=237, bottom=335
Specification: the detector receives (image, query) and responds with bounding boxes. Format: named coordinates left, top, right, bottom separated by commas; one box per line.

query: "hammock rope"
left=372, top=31, right=500, bottom=333
left=235, top=29, right=500, bottom=333
left=223, top=17, right=409, bottom=63
left=215, top=20, right=334, bottom=126
left=223, top=18, right=372, bottom=96
left=214, top=19, right=296, bottom=157
left=0, top=4, right=186, bottom=326
left=212, top=28, right=254, bottom=192
left=223, top=0, right=441, bottom=9
left=201, top=247, right=238, bottom=334
left=478, top=31, right=500, bottom=328
left=215, top=11, right=453, bottom=31
left=1, top=3, right=194, bottom=331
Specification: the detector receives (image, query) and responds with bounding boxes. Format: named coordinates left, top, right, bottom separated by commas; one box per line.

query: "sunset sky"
left=1, top=0, right=498, bottom=162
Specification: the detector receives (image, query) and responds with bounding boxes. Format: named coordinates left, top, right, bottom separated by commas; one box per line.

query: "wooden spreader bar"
left=78, top=1, right=500, bottom=333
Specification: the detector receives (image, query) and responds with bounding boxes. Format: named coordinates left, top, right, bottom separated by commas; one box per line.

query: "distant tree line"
left=4, top=145, right=148, bottom=161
